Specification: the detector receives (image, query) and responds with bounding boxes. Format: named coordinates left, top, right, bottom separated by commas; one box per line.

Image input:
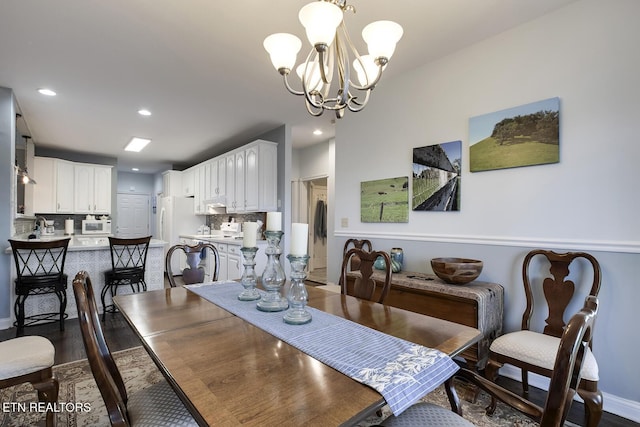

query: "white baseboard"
left=499, top=365, right=640, bottom=423
left=0, top=317, right=13, bottom=330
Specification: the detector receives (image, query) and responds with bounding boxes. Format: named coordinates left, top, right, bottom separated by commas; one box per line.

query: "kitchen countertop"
left=179, top=234, right=267, bottom=245
left=6, top=234, right=167, bottom=252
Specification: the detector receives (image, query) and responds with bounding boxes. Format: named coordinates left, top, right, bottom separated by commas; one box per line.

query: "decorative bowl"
left=430, top=257, right=483, bottom=285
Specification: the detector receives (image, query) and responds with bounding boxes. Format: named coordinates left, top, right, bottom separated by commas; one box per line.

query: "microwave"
left=81, top=219, right=112, bottom=235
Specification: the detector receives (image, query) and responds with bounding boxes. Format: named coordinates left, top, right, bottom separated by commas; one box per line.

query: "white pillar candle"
left=290, top=223, right=309, bottom=256
left=243, top=222, right=257, bottom=247
left=266, top=212, right=282, bottom=231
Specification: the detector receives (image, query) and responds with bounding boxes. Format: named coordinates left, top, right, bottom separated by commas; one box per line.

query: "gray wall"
left=330, top=0, right=639, bottom=417
left=0, top=87, right=16, bottom=323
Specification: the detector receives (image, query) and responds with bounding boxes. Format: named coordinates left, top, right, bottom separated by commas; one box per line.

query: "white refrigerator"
left=158, top=196, right=202, bottom=274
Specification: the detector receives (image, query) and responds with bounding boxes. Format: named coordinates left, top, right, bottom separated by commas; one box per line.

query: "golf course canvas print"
left=469, top=97, right=560, bottom=172
left=360, top=176, right=409, bottom=223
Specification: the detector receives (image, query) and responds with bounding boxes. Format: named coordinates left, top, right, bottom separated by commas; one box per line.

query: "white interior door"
left=117, top=193, right=150, bottom=237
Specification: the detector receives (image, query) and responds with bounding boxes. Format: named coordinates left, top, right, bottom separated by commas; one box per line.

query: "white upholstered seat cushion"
left=490, top=330, right=598, bottom=381
left=0, top=336, right=55, bottom=380
left=127, top=380, right=198, bottom=426
left=381, top=402, right=473, bottom=426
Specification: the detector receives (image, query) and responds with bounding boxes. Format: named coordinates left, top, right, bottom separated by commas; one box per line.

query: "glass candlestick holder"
left=238, top=247, right=261, bottom=301
left=283, top=254, right=312, bottom=325
left=257, top=230, right=288, bottom=312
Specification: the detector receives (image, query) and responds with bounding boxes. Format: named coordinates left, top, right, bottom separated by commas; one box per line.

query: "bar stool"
left=102, top=236, right=151, bottom=320
left=9, top=238, right=70, bottom=337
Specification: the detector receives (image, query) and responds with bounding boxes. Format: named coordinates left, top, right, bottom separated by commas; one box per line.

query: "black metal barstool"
left=9, top=238, right=70, bottom=337
left=102, top=236, right=151, bottom=320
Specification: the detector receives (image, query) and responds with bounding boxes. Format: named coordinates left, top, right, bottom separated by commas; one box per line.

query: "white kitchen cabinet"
left=31, top=157, right=110, bottom=214
left=74, top=164, right=112, bottom=214
left=56, top=159, right=75, bottom=213
left=32, top=157, right=56, bottom=213
left=226, top=140, right=277, bottom=213
left=162, top=170, right=182, bottom=197
left=227, top=244, right=242, bottom=280
left=209, top=241, right=229, bottom=280
left=193, top=165, right=207, bottom=215
left=182, top=167, right=195, bottom=197
left=207, top=156, right=226, bottom=206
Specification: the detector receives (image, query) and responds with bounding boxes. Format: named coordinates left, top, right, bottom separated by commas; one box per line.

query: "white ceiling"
left=0, top=0, right=578, bottom=174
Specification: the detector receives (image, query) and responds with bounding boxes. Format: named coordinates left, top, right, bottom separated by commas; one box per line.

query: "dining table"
left=113, top=282, right=482, bottom=426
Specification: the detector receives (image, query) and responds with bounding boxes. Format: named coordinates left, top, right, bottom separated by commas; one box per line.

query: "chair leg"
left=32, top=371, right=59, bottom=427
left=521, top=369, right=529, bottom=397
left=484, top=359, right=501, bottom=415
left=14, top=294, right=27, bottom=337
left=578, top=386, right=603, bottom=427
left=56, top=290, right=67, bottom=332
left=100, top=283, right=110, bottom=321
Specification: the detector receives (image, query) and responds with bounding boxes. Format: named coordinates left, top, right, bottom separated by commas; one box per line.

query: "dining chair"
left=339, top=247, right=392, bottom=304
left=0, top=335, right=59, bottom=427
left=9, top=238, right=70, bottom=336
left=343, top=238, right=373, bottom=271
left=484, top=249, right=602, bottom=427
left=380, top=296, right=599, bottom=427
left=102, top=236, right=151, bottom=320
left=165, top=242, right=220, bottom=287
left=72, top=270, right=197, bottom=427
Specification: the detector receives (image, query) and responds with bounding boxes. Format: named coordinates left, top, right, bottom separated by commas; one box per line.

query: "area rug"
left=0, top=346, right=547, bottom=426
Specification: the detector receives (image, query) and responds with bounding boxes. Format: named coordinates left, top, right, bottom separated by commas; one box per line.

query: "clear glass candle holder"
left=283, top=254, right=312, bottom=325
left=238, top=246, right=261, bottom=301
left=257, top=230, right=288, bottom=312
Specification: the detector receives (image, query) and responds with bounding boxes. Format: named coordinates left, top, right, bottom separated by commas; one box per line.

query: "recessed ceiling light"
left=313, top=129, right=323, bottom=135
left=125, top=137, right=151, bottom=152
left=132, top=168, right=140, bottom=171
left=38, top=88, right=56, bottom=96
left=138, top=109, right=151, bottom=116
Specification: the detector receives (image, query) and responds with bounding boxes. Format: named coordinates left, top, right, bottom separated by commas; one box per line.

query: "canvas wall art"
left=360, top=176, right=409, bottom=223
left=469, top=97, right=560, bottom=172
left=412, top=140, right=461, bottom=211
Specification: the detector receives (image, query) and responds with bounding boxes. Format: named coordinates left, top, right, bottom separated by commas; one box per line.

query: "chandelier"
left=263, top=0, right=403, bottom=119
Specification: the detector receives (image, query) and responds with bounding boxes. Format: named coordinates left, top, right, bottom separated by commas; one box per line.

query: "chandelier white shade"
left=263, top=0, right=403, bottom=118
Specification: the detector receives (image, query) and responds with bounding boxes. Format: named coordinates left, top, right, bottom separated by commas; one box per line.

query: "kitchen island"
left=4, top=235, right=166, bottom=324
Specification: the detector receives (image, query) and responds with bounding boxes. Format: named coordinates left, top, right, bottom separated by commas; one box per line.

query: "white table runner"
left=186, top=281, right=459, bottom=415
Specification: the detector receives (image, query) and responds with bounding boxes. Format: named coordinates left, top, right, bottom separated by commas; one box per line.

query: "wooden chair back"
left=73, top=271, right=130, bottom=426
left=342, top=238, right=372, bottom=271
left=521, top=250, right=601, bottom=339
left=340, top=248, right=392, bottom=304
left=165, top=242, right=220, bottom=287
left=447, top=296, right=599, bottom=427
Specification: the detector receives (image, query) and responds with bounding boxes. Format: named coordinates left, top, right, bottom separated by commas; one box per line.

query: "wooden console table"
left=346, top=270, right=503, bottom=369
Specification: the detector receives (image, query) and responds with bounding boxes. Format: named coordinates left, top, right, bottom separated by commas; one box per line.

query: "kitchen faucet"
left=34, top=216, right=48, bottom=231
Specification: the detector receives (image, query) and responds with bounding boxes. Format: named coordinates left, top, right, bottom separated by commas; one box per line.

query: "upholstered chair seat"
left=0, top=336, right=55, bottom=379
left=127, top=381, right=198, bottom=426
left=0, top=336, right=59, bottom=427
left=381, top=402, right=474, bottom=427
left=490, top=330, right=599, bottom=381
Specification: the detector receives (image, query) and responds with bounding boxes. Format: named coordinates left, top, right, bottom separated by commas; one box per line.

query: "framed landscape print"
left=469, top=97, right=560, bottom=172
left=412, top=140, right=461, bottom=211
left=360, top=176, right=409, bottom=223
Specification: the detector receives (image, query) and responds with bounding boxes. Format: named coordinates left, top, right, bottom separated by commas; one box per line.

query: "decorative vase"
left=257, top=230, right=288, bottom=312
left=283, top=254, right=312, bottom=325
left=238, top=247, right=261, bottom=301
left=391, top=248, right=404, bottom=271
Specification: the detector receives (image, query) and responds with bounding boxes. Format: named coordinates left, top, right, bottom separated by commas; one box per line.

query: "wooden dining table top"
left=114, top=285, right=482, bottom=426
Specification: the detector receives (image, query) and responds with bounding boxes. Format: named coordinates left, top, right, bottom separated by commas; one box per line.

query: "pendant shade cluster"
left=264, top=0, right=403, bottom=118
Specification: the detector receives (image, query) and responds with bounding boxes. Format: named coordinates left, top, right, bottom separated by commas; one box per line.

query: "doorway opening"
left=305, top=177, right=327, bottom=284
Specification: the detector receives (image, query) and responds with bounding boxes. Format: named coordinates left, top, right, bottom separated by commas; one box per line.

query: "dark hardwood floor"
left=0, top=302, right=634, bottom=426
